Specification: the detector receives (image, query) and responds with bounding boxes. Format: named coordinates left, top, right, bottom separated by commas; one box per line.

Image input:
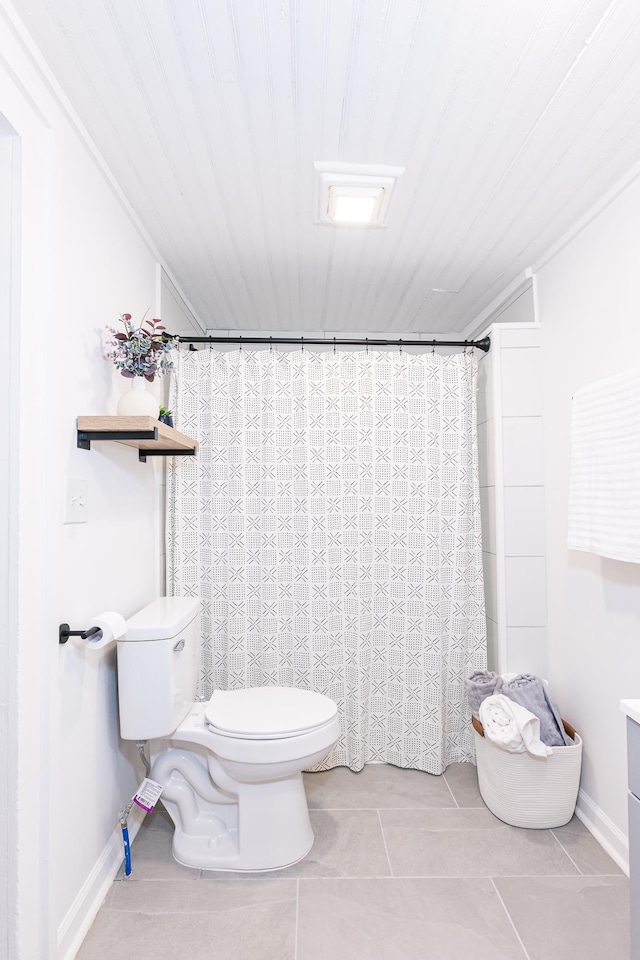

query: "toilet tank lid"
left=122, top=597, right=201, bottom=641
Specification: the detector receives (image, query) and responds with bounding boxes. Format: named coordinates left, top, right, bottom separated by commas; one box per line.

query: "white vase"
left=116, top=377, right=159, bottom=418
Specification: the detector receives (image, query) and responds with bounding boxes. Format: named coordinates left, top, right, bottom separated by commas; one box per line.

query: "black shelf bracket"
left=77, top=427, right=159, bottom=451
left=138, top=448, right=198, bottom=463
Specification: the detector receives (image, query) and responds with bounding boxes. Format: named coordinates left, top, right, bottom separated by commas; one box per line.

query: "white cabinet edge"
left=621, top=699, right=640, bottom=725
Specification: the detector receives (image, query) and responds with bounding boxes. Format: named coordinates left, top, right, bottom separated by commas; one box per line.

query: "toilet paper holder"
left=58, top=611, right=127, bottom=647
left=59, top=623, right=102, bottom=645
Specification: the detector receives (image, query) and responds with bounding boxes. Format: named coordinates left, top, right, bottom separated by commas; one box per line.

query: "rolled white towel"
left=479, top=694, right=552, bottom=759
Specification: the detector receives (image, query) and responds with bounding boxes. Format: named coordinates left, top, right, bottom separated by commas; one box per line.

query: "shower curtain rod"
left=165, top=333, right=491, bottom=353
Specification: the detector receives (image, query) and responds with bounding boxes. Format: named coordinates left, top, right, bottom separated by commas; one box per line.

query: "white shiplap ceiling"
left=14, top=0, right=640, bottom=334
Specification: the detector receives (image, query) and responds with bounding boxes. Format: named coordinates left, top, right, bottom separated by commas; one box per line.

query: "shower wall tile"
left=503, top=486, right=546, bottom=557
left=500, top=349, right=543, bottom=417
left=502, top=417, right=544, bottom=486
left=480, top=315, right=547, bottom=674
left=505, top=557, right=547, bottom=627
left=486, top=617, right=499, bottom=673
left=480, top=486, right=496, bottom=554
left=482, top=551, right=498, bottom=624
left=499, top=328, right=541, bottom=348
left=505, top=627, right=548, bottom=677
left=477, top=420, right=495, bottom=488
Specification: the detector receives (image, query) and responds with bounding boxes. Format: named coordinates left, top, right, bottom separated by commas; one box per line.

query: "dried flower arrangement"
left=104, top=313, right=178, bottom=382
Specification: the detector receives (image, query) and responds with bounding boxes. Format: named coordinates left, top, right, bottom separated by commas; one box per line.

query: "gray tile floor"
left=77, top=763, right=630, bottom=960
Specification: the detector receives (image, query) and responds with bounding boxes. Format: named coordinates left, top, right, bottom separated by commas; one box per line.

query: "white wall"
left=0, top=3, right=180, bottom=956
left=536, top=171, right=640, bottom=869
left=0, top=115, right=19, bottom=960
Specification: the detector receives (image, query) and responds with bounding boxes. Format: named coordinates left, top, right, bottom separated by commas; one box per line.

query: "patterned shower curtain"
left=167, top=348, right=486, bottom=774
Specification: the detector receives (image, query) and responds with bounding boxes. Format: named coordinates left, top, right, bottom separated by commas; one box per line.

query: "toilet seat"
left=205, top=686, right=338, bottom=740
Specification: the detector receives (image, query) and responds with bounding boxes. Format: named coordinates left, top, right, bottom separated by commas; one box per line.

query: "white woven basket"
left=472, top=717, right=582, bottom=829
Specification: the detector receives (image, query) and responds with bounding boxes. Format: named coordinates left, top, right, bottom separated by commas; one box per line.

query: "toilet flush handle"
left=173, top=639, right=185, bottom=652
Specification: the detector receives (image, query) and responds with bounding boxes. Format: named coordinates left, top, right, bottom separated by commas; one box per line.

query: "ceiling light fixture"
left=314, top=161, right=405, bottom=227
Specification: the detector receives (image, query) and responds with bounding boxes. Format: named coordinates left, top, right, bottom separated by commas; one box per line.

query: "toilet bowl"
left=117, top=598, right=340, bottom=871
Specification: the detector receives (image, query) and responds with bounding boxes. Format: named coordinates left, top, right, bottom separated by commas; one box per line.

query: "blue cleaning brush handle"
left=121, top=824, right=132, bottom=877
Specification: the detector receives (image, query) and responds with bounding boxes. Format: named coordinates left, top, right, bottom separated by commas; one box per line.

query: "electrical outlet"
left=63, top=478, right=88, bottom=524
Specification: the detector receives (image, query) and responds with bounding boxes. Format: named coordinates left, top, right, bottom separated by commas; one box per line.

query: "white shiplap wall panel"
left=67, top=1, right=243, bottom=322
left=357, top=1, right=617, bottom=328
left=145, top=5, right=258, bottom=323
left=353, top=6, right=565, bottom=313
left=387, top=3, right=640, bottom=329
left=431, top=9, right=640, bottom=315
left=14, top=0, right=640, bottom=331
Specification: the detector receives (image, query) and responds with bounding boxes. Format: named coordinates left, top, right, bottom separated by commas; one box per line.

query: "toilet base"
left=172, top=827, right=314, bottom=873
left=152, top=747, right=316, bottom=871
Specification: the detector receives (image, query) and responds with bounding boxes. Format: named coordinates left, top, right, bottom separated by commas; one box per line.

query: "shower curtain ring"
left=333, top=337, right=336, bottom=354
left=269, top=336, right=273, bottom=352
left=431, top=341, right=436, bottom=355
left=301, top=336, right=304, bottom=353
left=399, top=338, right=403, bottom=355
left=365, top=337, right=369, bottom=356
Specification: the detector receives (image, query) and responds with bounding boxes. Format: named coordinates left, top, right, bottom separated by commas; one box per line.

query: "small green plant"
left=158, top=405, right=174, bottom=426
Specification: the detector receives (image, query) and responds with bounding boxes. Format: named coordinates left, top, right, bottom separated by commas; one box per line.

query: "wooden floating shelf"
left=77, top=416, right=198, bottom=463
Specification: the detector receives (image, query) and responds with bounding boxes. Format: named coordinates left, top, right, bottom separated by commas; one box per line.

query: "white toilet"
left=116, top=597, right=340, bottom=871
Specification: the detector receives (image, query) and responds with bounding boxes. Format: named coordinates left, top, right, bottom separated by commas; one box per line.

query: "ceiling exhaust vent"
left=314, top=161, right=405, bottom=227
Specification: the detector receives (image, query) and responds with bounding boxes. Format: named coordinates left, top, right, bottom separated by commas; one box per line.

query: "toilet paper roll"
left=83, top=611, right=127, bottom=650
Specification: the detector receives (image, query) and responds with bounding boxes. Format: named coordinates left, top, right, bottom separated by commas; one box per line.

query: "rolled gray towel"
left=501, top=674, right=572, bottom=747
left=465, top=670, right=503, bottom=720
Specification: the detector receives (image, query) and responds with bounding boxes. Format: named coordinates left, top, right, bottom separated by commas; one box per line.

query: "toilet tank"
left=117, top=597, right=201, bottom=740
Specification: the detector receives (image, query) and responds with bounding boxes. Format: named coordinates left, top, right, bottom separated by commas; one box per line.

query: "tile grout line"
left=441, top=772, right=460, bottom=808
left=377, top=809, right=394, bottom=877
left=308, top=804, right=458, bottom=812
left=107, top=871, right=621, bottom=890
left=549, top=830, right=583, bottom=875
left=103, top=897, right=299, bottom=916
left=490, top=877, right=533, bottom=960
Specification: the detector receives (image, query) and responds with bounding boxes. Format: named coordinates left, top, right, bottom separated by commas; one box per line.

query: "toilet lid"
left=204, top=687, right=338, bottom=740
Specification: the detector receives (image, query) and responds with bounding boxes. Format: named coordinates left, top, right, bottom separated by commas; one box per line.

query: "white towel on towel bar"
left=568, top=368, right=640, bottom=563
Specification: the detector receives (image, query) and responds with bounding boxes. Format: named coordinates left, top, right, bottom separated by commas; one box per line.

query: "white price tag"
left=133, top=778, right=164, bottom=812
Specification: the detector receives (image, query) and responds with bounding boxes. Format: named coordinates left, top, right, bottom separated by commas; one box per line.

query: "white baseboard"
left=57, top=805, right=145, bottom=960
left=575, top=787, right=629, bottom=876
